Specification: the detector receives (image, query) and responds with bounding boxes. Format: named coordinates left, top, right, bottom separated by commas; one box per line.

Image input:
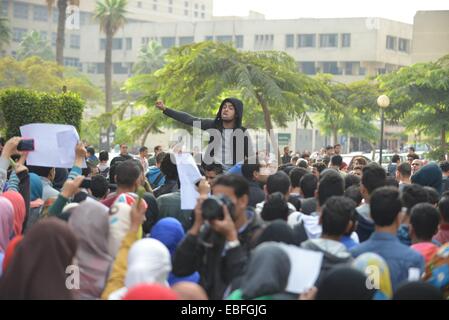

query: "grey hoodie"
left=301, top=238, right=353, bottom=285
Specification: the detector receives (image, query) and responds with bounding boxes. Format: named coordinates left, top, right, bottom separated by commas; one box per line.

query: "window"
left=80, top=12, right=91, bottom=26
left=168, top=6, right=173, bottom=13
left=344, top=62, right=355, bottom=75
left=97, top=63, right=105, bottom=74
left=33, top=5, right=47, bottom=21
left=1, top=0, right=8, bottom=17
left=194, top=3, right=199, bottom=9
left=51, top=32, right=57, bottom=46
left=216, top=35, right=232, bottom=43
left=13, top=2, right=28, bottom=19
left=298, top=34, right=315, bottom=48
left=161, top=36, right=175, bottom=48
left=153, top=4, right=157, bottom=10
left=201, top=4, right=205, bottom=10
left=300, top=62, right=316, bottom=75
left=322, top=61, right=341, bottom=75
left=285, top=34, right=294, bottom=48
left=205, top=35, right=213, bottom=41
left=398, top=38, right=410, bottom=53
left=70, top=34, right=80, bottom=49
left=201, top=12, right=205, bottom=18
left=40, top=31, right=47, bottom=41
left=254, top=34, right=274, bottom=50
left=53, top=9, right=59, bottom=23
left=341, top=33, right=351, bottom=47
left=64, top=57, right=81, bottom=70
left=113, top=63, right=129, bottom=74
left=319, top=34, right=338, bottom=47
left=179, top=36, right=194, bottom=45
left=185, top=1, right=189, bottom=6
left=184, top=9, right=188, bottom=16
left=100, top=38, right=123, bottom=50
left=87, top=63, right=96, bottom=74
left=12, top=28, right=27, bottom=42
left=235, top=35, right=244, bottom=49
left=137, top=1, right=142, bottom=8
left=142, top=37, right=149, bottom=45
left=194, top=11, right=198, bottom=17
left=126, top=37, right=132, bottom=50
left=169, top=0, right=173, bottom=4
left=386, top=35, right=396, bottom=50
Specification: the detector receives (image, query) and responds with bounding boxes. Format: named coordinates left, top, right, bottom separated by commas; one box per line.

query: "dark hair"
left=345, top=174, right=361, bottom=189
left=205, top=163, right=224, bottom=175
left=344, top=185, right=363, bottom=206
left=321, top=196, right=356, bottom=237
left=283, top=146, right=289, bottom=151
left=155, top=151, right=166, bottom=164
left=361, top=163, right=386, bottom=194
left=401, top=184, right=429, bottom=214
left=27, top=165, right=53, bottom=178
left=333, top=144, right=341, bottom=148
left=90, top=175, right=109, bottom=199
left=256, top=220, right=296, bottom=246
left=385, top=176, right=399, bottom=188
left=438, top=196, right=449, bottom=222
left=397, top=162, right=411, bottom=177
left=291, top=156, right=300, bottom=164
left=160, top=153, right=178, bottom=180
left=241, top=162, right=260, bottom=181
left=154, top=145, right=162, bottom=153
left=261, top=192, right=290, bottom=222
left=407, top=153, right=419, bottom=160
left=391, top=154, right=400, bottom=163
left=115, top=160, right=141, bottom=188
left=0, top=137, right=5, bottom=146
left=439, top=161, right=449, bottom=173
left=301, top=153, right=310, bottom=159
left=313, top=162, right=327, bottom=174
left=370, top=187, right=402, bottom=226
left=393, top=282, right=444, bottom=300
left=409, top=146, right=416, bottom=152
left=318, top=170, right=344, bottom=206
left=214, top=174, right=250, bottom=198
left=86, top=146, right=95, bottom=156
left=330, top=155, right=343, bottom=167
left=139, top=146, right=148, bottom=153
left=120, top=143, right=128, bottom=148
left=410, top=203, right=440, bottom=241
left=325, top=145, right=334, bottom=151
left=353, top=157, right=367, bottom=167
left=289, top=167, right=308, bottom=189
left=297, top=159, right=309, bottom=169
left=300, top=173, right=318, bottom=198
left=99, top=150, right=109, bottom=162
left=423, top=186, right=440, bottom=206
left=266, top=171, right=291, bottom=195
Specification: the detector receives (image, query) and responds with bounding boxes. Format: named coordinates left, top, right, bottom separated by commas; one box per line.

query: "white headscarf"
left=108, top=203, right=132, bottom=257
left=108, top=238, right=171, bottom=300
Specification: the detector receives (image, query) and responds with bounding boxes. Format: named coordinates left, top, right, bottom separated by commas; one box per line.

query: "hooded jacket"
left=163, top=98, right=254, bottom=166
left=301, top=238, right=353, bottom=285
left=411, top=162, right=443, bottom=194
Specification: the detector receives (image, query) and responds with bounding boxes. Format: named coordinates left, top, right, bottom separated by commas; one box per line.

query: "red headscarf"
left=122, top=284, right=178, bottom=300
left=2, top=191, right=26, bottom=235
left=2, top=235, right=23, bottom=273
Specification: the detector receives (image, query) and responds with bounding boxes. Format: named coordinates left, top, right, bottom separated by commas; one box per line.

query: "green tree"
left=46, top=0, right=80, bottom=66
left=379, top=54, right=449, bottom=157
left=94, top=0, right=128, bottom=115
left=17, top=31, right=54, bottom=61
left=126, top=42, right=325, bottom=152
left=133, top=40, right=166, bottom=74
left=0, top=15, right=10, bottom=50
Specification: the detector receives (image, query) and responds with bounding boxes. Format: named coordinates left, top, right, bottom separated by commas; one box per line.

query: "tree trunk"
left=141, top=124, right=153, bottom=147
left=56, top=0, right=67, bottom=67
left=105, top=26, right=113, bottom=113
left=332, top=128, right=338, bottom=146
left=256, top=93, right=279, bottom=162
left=441, top=126, right=447, bottom=157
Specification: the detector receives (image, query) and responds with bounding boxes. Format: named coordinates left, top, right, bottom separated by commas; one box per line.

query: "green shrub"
left=0, top=88, right=84, bottom=138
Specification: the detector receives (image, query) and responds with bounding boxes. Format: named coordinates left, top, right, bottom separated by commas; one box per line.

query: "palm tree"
left=132, top=41, right=166, bottom=74
left=94, top=0, right=127, bottom=114
left=17, top=31, right=54, bottom=61
left=45, top=0, right=80, bottom=66
left=0, top=16, right=10, bottom=50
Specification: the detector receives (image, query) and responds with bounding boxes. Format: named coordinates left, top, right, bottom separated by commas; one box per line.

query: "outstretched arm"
left=156, top=100, right=215, bottom=130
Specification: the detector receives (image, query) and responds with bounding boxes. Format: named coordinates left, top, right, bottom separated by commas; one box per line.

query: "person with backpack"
left=147, top=152, right=166, bottom=189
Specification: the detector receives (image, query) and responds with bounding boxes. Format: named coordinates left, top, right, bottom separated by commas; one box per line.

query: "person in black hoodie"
left=156, top=98, right=254, bottom=169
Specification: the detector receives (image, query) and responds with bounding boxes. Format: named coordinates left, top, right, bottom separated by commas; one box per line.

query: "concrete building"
left=411, top=10, right=449, bottom=63
left=0, top=0, right=213, bottom=68
left=79, top=17, right=413, bottom=85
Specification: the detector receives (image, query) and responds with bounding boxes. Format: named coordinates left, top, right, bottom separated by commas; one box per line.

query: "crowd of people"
left=0, top=133, right=448, bottom=300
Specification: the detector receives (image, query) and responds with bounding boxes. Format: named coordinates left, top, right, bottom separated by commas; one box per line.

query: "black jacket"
left=163, top=98, right=254, bottom=166
left=172, top=210, right=263, bottom=300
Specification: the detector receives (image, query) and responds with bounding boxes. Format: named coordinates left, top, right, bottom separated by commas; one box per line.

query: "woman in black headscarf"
left=0, top=218, right=78, bottom=300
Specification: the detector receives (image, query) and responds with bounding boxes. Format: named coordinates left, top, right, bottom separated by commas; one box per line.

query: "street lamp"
left=377, top=95, right=390, bottom=166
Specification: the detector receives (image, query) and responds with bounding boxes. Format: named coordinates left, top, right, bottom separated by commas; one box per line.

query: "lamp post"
left=377, top=95, right=390, bottom=166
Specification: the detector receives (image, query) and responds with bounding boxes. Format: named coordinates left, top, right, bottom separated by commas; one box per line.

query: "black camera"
left=201, top=194, right=235, bottom=221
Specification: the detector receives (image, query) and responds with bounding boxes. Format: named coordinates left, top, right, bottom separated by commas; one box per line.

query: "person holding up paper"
left=155, top=99, right=254, bottom=170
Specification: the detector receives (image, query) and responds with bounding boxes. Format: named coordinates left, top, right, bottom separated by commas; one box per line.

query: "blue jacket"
left=351, top=232, right=425, bottom=291
left=146, top=166, right=165, bottom=188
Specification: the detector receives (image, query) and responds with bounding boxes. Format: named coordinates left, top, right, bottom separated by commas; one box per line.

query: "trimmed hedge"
left=0, top=89, right=84, bottom=139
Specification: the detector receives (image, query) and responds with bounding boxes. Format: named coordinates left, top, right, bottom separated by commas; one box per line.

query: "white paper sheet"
left=20, top=123, right=86, bottom=168
left=278, top=244, right=324, bottom=294
left=175, top=152, right=202, bottom=210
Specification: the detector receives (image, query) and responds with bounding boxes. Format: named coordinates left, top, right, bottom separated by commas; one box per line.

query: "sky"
left=213, top=0, right=449, bottom=23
